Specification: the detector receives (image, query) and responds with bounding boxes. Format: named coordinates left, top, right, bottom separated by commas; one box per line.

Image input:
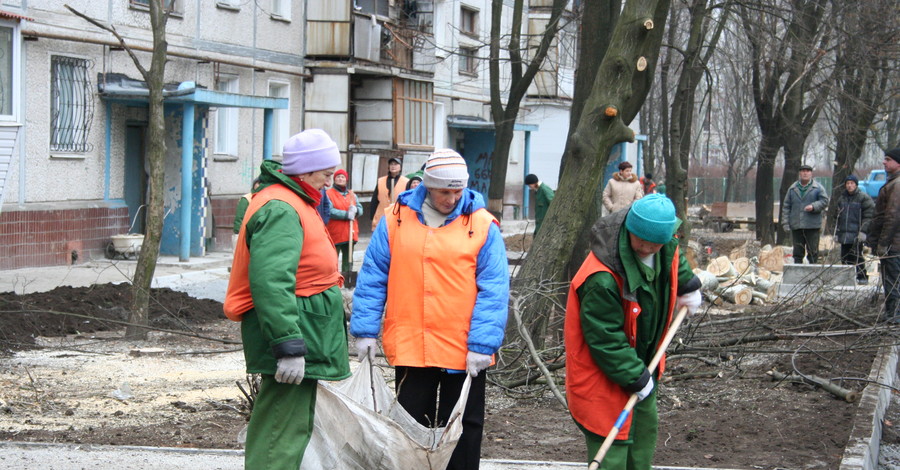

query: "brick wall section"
left=0, top=206, right=130, bottom=270
left=211, top=196, right=239, bottom=251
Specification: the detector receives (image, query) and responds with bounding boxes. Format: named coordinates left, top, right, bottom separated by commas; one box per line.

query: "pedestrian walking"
left=524, top=173, right=555, bottom=235
left=369, top=156, right=408, bottom=231
left=602, top=161, right=644, bottom=214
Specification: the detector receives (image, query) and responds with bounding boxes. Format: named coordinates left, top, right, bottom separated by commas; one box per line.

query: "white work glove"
left=355, top=337, right=377, bottom=362
left=675, top=289, right=702, bottom=316
left=636, top=377, right=655, bottom=401
left=347, top=205, right=358, bottom=220
left=783, top=224, right=791, bottom=232
left=465, top=351, right=493, bottom=377
left=856, top=232, right=867, bottom=244
left=274, top=356, right=305, bottom=385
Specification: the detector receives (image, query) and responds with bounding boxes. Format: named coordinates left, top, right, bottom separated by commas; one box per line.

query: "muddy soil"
left=0, top=282, right=885, bottom=469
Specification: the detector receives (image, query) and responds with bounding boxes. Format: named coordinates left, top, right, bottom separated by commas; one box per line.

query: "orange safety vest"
left=383, top=204, right=497, bottom=370
left=371, top=174, right=409, bottom=230
left=325, top=187, right=359, bottom=245
left=564, top=248, right=679, bottom=439
left=224, top=184, right=342, bottom=321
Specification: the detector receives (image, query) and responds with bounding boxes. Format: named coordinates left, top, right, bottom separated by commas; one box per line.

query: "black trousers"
left=791, top=229, right=821, bottom=264
left=395, top=366, right=487, bottom=470
left=840, top=242, right=867, bottom=281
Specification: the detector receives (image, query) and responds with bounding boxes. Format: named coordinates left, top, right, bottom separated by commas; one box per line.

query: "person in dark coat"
left=867, top=148, right=900, bottom=322
left=525, top=173, right=555, bottom=235
left=834, top=175, right=875, bottom=284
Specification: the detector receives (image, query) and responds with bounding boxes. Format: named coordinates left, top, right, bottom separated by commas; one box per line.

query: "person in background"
left=326, top=169, right=364, bottom=273
left=406, top=165, right=425, bottom=191
left=565, top=194, right=701, bottom=470
left=781, top=164, right=829, bottom=264
left=351, top=148, right=509, bottom=470
left=233, top=178, right=260, bottom=235
left=866, top=148, right=900, bottom=323
left=834, top=174, right=874, bottom=285
left=524, top=173, right=555, bottom=235
left=370, top=156, right=408, bottom=230
left=224, top=129, right=351, bottom=469
left=640, top=173, right=657, bottom=195
left=602, top=161, right=644, bottom=214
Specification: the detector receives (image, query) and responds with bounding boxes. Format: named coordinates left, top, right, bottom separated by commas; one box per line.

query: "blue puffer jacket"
left=351, top=185, right=510, bottom=356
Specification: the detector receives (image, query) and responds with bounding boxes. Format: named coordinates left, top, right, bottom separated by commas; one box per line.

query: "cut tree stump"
left=717, top=285, right=752, bottom=305
left=707, top=256, right=737, bottom=277
left=759, top=245, right=784, bottom=272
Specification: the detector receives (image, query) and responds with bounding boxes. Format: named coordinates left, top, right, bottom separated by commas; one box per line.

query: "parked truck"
left=858, top=170, right=887, bottom=198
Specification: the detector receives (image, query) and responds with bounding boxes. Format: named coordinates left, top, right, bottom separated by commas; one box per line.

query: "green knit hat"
left=625, top=194, right=678, bottom=244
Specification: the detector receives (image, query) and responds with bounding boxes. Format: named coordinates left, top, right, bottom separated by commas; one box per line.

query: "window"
left=50, top=56, right=94, bottom=152
left=0, top=21, right=21, bottom=121
left=394, top=79, right=433, bottom=148
left=214, top=76, right=238, bottom=156
left=460, top=6, right=478, bottom=36
left=272, top=0, right=291, bottom=20
left=355, top=0, right=389, bottom=17
left=268, top=81, right=290, bottom=157
left=459, top=47, right=478, bottom=75
left=130, top=0, right=183, bottom=15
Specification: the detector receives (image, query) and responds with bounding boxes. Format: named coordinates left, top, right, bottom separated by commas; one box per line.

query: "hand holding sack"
left=355, top=337, right=377, bottom=362
left=856, top=232, right=867, bottom=244
left=465, top=351, right=492, bottom=377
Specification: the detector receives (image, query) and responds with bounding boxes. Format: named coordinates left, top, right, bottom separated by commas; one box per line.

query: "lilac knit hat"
left=281, top=129, right=341, bottom=175
left=423, top=149, right=469, bottom=189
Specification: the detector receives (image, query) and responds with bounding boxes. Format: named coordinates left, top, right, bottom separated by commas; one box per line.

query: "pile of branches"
left=493, top=276, right=895, bottom=407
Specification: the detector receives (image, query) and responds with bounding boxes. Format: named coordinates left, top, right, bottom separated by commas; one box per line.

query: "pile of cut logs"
left=694, top=244, right=785, bottom=305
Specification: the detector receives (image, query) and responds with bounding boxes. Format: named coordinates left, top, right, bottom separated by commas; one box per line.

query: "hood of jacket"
left=395, top=184, right=486, bottom=222
left=588, top=208, right=630, bottom=282
left=256, top=159, right=316, bottom=205
left=613, top=172, right=638, bottom=183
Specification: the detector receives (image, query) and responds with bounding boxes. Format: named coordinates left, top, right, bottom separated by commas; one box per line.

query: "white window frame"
left=268, top=80, right=290, bottom=157
left=129, top=0, right=183, bottom=15
left=214, top=75, right=239, bottom=156
left=0, top=19, right=21, bottom=123
left=272, top=0, right=291, bottom=20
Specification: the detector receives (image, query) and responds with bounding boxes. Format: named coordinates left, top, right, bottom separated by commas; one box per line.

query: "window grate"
left=51, top=56, right=94, bottom=152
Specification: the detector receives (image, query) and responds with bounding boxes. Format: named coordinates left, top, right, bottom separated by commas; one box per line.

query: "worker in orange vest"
left=351, top=149, right=509, bottom=470
left=565, top=194, right=701, bottom=469
left=224, top=129, right=350, bottom=469
left=369, top=156, right=408, bottom=231
left=326, top=168, right=363, bottom=273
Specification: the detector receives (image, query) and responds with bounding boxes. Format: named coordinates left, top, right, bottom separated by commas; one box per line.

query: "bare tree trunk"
left=67, top=1, right=169, bottom=339
left=518, top=0, right=671, bottom=346
left=126, top=1, right=169, bottom=339
left=487, top=0, right=567, bottom=219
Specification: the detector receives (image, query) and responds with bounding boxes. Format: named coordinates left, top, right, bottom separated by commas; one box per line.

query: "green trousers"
left=579, top=391, right=658, bottom=470
left=244, top=375, right=318, bottom=470
left=335, top=242, right=352, bottom=273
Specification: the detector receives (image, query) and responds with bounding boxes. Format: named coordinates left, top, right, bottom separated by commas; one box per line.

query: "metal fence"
left=688, top=177, right=833, bottom=205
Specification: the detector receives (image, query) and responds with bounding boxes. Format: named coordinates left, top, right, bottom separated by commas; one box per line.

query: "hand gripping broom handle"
left=587, top=306, right=689, bottom=470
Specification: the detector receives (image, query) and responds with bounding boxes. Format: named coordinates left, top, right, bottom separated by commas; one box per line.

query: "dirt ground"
left=0, top=266, right=888, bottom=469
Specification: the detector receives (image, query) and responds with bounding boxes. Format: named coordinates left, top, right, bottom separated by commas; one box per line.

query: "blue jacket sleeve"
left=467, top=223, right=510, bottom=355
left=349, top=220, right=392, bottom=338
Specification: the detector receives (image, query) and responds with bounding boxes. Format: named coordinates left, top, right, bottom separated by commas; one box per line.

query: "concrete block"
left=782, top=263, right=856, bottom=287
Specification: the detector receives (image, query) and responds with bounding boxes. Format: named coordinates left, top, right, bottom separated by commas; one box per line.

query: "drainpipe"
left=180, top=99, right=195, bottom=262
left=522, top=130, right=531, bottom=219
left=263, top=108, right=274, bottom=160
